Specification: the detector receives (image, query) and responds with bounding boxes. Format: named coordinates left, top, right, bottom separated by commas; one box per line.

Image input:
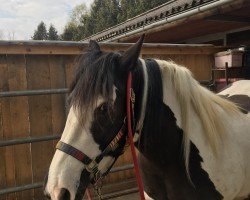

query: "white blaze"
left=45, top=106, right=101, bottom=200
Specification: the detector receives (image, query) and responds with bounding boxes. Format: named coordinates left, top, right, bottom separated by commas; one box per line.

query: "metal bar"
left=0, top=165, right=134, bottom=195
left=0, top=182, right=43, bottom=196
left=0, top=135, right=61, bottom=147
left=110, top=164, right=134, bottom=173
left=0, top=88, right=68, bottom=98
left=100, top=188, right=138, bottom=200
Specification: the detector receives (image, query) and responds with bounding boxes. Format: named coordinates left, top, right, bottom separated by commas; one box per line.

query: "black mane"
left=69, top=50, right=120, bottom=118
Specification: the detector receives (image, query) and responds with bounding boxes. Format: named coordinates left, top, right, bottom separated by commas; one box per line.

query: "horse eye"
left=100, top=103, right=109, bottom=112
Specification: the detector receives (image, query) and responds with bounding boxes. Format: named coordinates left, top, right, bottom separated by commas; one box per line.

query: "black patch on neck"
left=189, top=143, right=223, bottom=199
left=137, top=59, right=184, bottom=165
left=132, top=60, right=145, bottom=125
left=137, top=59, right=223, bottom=199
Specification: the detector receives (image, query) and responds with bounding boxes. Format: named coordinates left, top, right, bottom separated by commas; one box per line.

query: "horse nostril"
left=44, top=193, right=51, bottom=200
left=58, top=188, right=71, bottom=200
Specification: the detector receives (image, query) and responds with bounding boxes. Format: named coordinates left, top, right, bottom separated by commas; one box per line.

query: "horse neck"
left=132, top=59, right=185, bottom=166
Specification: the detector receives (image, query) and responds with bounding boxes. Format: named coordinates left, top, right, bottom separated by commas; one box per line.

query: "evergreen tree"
left=48, top=24, right=59, bottom=40
left=61, top=22, right=78, bottom=41
left=32, top=21, right=48, bottom=40
left=138, top=0, right=169, bottom=13
left=81, top=14, right=94, bottom=38
left=90, top=0, right=119, bottom=33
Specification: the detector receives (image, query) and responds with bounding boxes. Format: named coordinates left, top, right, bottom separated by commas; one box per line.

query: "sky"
left=0, top=0, right=93, bottom=40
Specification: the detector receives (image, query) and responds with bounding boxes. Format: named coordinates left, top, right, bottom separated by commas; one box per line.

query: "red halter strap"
left=127, top=72, right=145, bottom=200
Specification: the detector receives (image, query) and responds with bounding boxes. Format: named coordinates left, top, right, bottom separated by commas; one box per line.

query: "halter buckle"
left=86, top=160, right=98, bottom=173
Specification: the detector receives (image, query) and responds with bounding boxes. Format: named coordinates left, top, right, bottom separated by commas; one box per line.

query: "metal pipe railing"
left=0, top=164, right=134, bottom=195
left=109, top=164, right=134, bottom=173
left=0, top=182, right=43, bottom=196
left=0, top=134, right=61, bottom=147
left=0, top=88, right=68, bottom=98
left=101, top=188, right=138, bottom=200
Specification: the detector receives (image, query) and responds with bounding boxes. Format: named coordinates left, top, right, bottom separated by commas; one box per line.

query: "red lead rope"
left=127, top=72, right=145, bottom=200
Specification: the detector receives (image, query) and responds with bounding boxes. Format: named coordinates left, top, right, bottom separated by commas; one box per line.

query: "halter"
left=56, top=122, right=127, bottom=184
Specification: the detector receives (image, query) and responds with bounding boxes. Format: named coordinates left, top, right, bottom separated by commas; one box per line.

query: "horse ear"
left=119, top=34, right=145, bottom=72
left=88, top=40, right=100, bottom=52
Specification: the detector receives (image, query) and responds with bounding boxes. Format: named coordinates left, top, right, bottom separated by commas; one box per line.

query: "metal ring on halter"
left=85, top=160, right=98, bottom=173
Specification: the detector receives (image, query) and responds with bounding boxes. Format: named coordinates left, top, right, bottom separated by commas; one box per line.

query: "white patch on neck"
left=156, top=60, right=250, bottom=199
left=113, top=86, right=117, bottom=102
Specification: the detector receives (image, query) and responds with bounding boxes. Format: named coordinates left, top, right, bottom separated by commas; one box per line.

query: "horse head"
left=44, top=35, right=145, bottom=200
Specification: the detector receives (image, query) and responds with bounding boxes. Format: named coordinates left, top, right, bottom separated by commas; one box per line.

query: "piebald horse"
left=44, top=36, right=250, bottom=200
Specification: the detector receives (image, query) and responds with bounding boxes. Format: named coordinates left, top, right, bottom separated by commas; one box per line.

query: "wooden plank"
left=26, top=55, right=54, bottom=198
left=192, top=55, right=213, bottom=80
left=64, top=56, right=77, bottom=88
left=0, top=55, right=7, bottom=200
left=142, top=54, right=212, bottom=81
left=206, top=14, right=250, bottom=23
left=0, top=55, right=16, bottom=200
left=64, top=55, right=77, bottom=117
left=0, top=43, right=226, bottom=55
left=48, top=55, right=66, bottom=148
left=0, top=104, right=6, bottom=200
left=6, top=55, right=33, bottom=199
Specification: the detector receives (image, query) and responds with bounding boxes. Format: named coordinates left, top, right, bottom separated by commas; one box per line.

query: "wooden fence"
left=0, top=41, right=225, bottom=200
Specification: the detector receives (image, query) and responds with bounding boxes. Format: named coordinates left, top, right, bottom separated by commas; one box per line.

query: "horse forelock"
left=69, top=51, right=120, bottom=121
left=156, top=59, right=243, bottom=175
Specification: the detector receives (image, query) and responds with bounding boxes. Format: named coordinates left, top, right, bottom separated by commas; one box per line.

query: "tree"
left=48, top=24, right=59, bottom=40
left=138, top=0, right=170, bottom=13
left=32, top=21, right=48, bottom=40
left=70, top=4, right=88, bottom=26
left=89, top=0, right=119, bottom=34
left=61, top=22, right=79, bottom=41
left=81, top=14, right=94, bottom=38
left=61, top=3, right=90, bottom=41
